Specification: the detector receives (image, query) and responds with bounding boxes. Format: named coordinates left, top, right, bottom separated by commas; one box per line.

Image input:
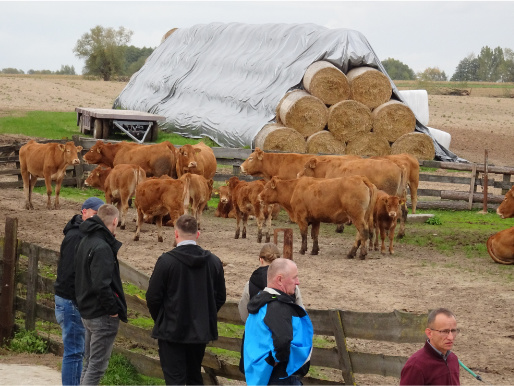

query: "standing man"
left=146, top=214, right=226, bottom=385
left=54, top=197, right=104, bottom=386
left=74, top=204, right=127, bottom=385
left=243, top=258, right=313, bottom=386
left=400, top=308, right=460, bottom=385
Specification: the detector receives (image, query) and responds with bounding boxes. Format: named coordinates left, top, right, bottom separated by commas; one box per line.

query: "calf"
left=179, top=173, right=213, bottom=230
left=371, top=191, right=402, bottom=254
left=19, top=140, right=83, bottom=209
left=85, top=164, right=146, bottom=229
left=497, top=186, right=514, bottom=219
left=214, top=185, right=236, bottom=219
left=227, top=176, right=274, bottom=243
left=487, top=226, right=514, bottom=265
left=134, top=176, right=190, bottom=242
left=176, top=142, right=217, bottom=180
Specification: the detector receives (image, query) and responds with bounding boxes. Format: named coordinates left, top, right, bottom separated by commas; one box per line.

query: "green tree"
left=477, top=46, right=504, bottom=82
left=500, top=48, right=514, bottom=82
left=123, top=45, right=154, bottom=76
left=1, top=68, right=25, bottom=74
left=73, top=25, right=133, bottom=81
left=55, top=65, right=76, bottom=75
left=417, top=67, right=448, bottom=81
left=451, top=54, right=479, bottom=81
left=381, top=58, right=416, bottom=80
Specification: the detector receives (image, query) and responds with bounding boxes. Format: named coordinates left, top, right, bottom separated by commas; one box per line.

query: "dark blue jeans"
left=81, top=314, right=120, bottom=385
left=54, top=295, right=85, bottom=386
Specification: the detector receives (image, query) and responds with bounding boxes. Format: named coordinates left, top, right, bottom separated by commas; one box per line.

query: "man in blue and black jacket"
left=243, top=258, right=313, bottom=386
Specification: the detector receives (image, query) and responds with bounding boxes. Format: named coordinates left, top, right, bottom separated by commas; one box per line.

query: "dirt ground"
left=0, top=75, right=514, bottom=385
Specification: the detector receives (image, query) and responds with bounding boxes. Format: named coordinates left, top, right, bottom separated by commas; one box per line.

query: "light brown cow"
left=497, top=186, right=514, bottom=219
left=371, top=190, right=403, bottom=254
left=83, top=140, right=177, bottom=178
left=258, top=176, right=377, bottom=259
left=372, top=153, right=420, bottom=214
left=19, top=140, right=83, bottom=210
left=240, top=147, right=359, bottom=180
left=227, top=176, right=275, bottom=243
left=486, top=226, right=514, bottom=265
left=298, top=157, right=408, bottom=238
left=179, top=173, right=213, bottom=230
left=175, top=143, right=217, bottom=180
left=85, top=164, right=146, bottom=229
left=214, top=185, right=237, bottom=219
left=134, top=176, right=190, bottom=242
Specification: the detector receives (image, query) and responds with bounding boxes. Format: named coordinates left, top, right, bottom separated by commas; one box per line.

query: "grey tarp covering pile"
left=113, top=22, right=464, bottom=162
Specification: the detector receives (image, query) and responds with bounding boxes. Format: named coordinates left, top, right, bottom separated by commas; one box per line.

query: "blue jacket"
left=243, top=287, right=313, bottom=385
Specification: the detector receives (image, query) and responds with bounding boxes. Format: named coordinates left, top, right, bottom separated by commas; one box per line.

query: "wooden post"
left=273, top=228, right=293, bottom=260
left=25, top=243, right=39, bottom=331
left=232, top=164, right=241, bottom=177
left=468, top=163, right=477, bottom=210
left=482, top=150, right=489, bottom=213
left=330, top=310, right=355, bottom=385
left=0, top=217, right=18, bottom=344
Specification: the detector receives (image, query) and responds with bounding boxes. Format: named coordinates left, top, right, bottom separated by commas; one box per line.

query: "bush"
left=8, top=329, right=48, bottom=354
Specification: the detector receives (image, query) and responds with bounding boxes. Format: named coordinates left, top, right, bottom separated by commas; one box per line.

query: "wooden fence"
left=1, top=218, right=428, bottom=385
left=1, top=136, right=513, bottom=210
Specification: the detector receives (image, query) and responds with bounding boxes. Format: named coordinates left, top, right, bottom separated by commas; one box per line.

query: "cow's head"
left=240, top=147, right=264, bottom=175
left=259, top=176, right=280, bottom=204
left=59, top=142, right=82, bottom=165
left=84, top=164, right=111, bottom=188
left=297, top=158, right=318, bottom=178
left=497, top=186, right=514, bottom=219
left=226, top=176, right=241, bottom=194
left=382, top=195, right=401, bottom=219
left=218, top=185, right=231, bottom=204
left=83, top=140, right=108, bottom=165
left=177, top=144, right=201, bottom=172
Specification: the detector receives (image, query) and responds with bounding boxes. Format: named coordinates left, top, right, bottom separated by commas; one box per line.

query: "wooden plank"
left=19, top=242, right=59, bottom=265
left=349, top=351, right=408, bottom=378
left=0, top=218, right=18, bottom=344
left=74, top=107, right=166, bottom=122
left=441, top=191, right=504, bottom=204
left=416, top=200, right=499, bottom=210
left=25, top=244, right=39, bottom=331
left=330, top=310, right=355, bottom=385
left=112, top=346, right=165, bottom=380
left=15, top=296, right=56, bottom=323
left=17, top=271, right=54, bottom=294
left=208, top=335, right=242, bottom=353
left=118, top=322, right=157, bottom=349
left=502, top=173, right=512, bottom=195
left=419, top=174, right=472, bottom=185
left=119, top=259, right=150, bottom=291
left=468, top=164, right=477, bottom=210
left=217, top=301, right=245, bottom=326
left=416, top=188, right=443, bottom=197
left=0, top=177, right=79, bottom=189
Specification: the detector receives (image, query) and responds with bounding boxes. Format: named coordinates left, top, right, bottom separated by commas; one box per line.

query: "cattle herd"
left=18, top=139, right=514, bottom=264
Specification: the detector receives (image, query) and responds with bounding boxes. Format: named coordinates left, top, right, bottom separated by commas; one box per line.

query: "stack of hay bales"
left=255, top=60, right=435, bottom=160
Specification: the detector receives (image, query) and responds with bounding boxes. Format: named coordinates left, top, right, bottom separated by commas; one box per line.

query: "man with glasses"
left=400, top=308, right=460, bottom=385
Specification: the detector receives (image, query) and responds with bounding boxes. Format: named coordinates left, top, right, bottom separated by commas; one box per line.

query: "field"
left=0, top=75, right=514, bottom=384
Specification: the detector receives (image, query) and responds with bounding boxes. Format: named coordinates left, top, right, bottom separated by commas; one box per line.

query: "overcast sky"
left=1, top=1, right=512, bottom=78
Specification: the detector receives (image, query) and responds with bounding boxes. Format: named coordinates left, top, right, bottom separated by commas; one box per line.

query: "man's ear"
left=174, top=230, right=179, bottom=238
left=196, top=231, right=200, bottom=239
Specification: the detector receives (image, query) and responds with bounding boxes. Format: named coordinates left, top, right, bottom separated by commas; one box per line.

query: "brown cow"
left=298, top=157, right=408, bottom=238
left=227, top=176, right=275, bottom=243
left=372, top=153, right=420, bottom=214
left=179, top=173, right=213, bottom=230
left=83, top=140, right=177, bottom=178
left=258, top=176, right=377, bottom=259
left=85, top=164, right=146, bottom=229
left=486, top=226, right=514, bottom=265
left=134, top=176, right=190, bottom=242
left=214, top=185, right=236, bottom=219
left=239, top=147, right=359, bottom=180
left=19, top=140, right=83, bottom=210
left=175, top=142, right=217, bottom=180
left=497, top=186, right=514, bottom=219
left=371, top=190, right=403, bottom=254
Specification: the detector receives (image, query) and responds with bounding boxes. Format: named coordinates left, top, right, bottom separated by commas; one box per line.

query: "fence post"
left=25, top=244, right=39, bottom=331
left=468, top=164, right=477, bottom=210
left=482, top=150, right=488, bottom=213
left=330, top=310, right=355, bottom=385
left=0, top=217, right=18, bottom=345
left=273, top=228, right=293, bottom=260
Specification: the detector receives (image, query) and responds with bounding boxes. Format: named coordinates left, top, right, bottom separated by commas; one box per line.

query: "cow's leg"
left=265, top=207, right=272, bottom=243
left=234, top=210, right=241, bottom=239
left=45, top=175, right=55, bottom=209
left=134, top=208, right=143, bottom=241
left=410, top=183, right=418, bottom=214
left=256, top=212, right=264, bottom=243
left=310, top=222, right=320, bottom=255
left=21, top=169, right=34, bottom=209
left=388, top=224, right=397, bottom=254
left=297, top=221, right=308, bottom=255
left=156, top=215, right=164, bottom=243
left=335, top=224, right=344, bottom=233
left=350, top=219, right=369, bottom=260
left=28, top=174, right=38, bottom=209
left=119, top=196, right=128, bottom=230
left=242, top=212, right=249, bottom=239
left=396, top=205, right=407, bottom=239
left=380, top=226, right=387, bottom=254
left=197, top=203, right=206, bottom=230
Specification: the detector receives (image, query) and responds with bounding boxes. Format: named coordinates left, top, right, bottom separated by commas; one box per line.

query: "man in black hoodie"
left=74, top=204, right=127, bottom=385
left=54, top=197, right=104, bottom=386
left=146, top=214, right=226, bottom=385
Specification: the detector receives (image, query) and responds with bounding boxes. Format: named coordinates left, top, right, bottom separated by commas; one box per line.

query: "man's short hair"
left=267, top=258, right=295, bottom=284
left=175, top=214, right=198, bottom=235
left=427, top=308, right=456, bottom=327
left=97, top=204, right=119, bottom=226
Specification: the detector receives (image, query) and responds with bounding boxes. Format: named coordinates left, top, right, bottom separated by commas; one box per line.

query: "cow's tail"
left=486, top=234, right=514, bottom=265
left=182, top=174, right=191, bottom=213
left=362, top=176, right=378, bottom=239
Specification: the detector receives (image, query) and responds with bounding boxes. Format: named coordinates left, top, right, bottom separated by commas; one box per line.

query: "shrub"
left=8, top=329, right=48, bottom=354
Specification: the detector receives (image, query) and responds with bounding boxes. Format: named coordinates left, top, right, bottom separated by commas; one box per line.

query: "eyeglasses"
left=430, top=328, right=460, bottom=337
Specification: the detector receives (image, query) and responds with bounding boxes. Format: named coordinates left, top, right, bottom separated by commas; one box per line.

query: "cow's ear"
left=97, top=147, right=101, bottom=153
left=76, top=146, right=83, bottom=152
left=195, top=148, right=201, bottom=153
left=255, top=148, right=263, bottom=160
left=58, top=144, right=66, bottom=152
left=399, top=198, right=406, bottom=205
left=308, top=158, right=317, bottom=169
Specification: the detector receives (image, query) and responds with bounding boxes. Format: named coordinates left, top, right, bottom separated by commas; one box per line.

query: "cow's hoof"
left=235, top=234, right=239, bottom=239
left=310, top=250, right=319, bottom=255
left=120, top=224, right=125, bottom=230
left=396, top=233, right=405, bottom=240
left=299, top=250, right=306, bottom=255
left=158, top=237, right=163, bottom=242
left=346, top=254, right=355, bottom=259
left=265, top=235, right=271, bottom=243
left=359, top=254, right=367, bottom=260
left=133, top=235, right=139, bottom=241
left=257, top=237, right=262, bottom=243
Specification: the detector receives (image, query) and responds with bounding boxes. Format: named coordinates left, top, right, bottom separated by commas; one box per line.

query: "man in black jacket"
left=74, top=204, right=127, bottom=385
left=54, top=197, right=103, bottom=386
left=146, top=214, right=226, bottom=385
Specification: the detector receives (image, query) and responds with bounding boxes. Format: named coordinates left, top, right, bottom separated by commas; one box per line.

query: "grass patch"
left=100, top=353, right=165, bottom=385
left=218, top=322, right=245, bottom=339
left=7, top=329, right=48, bottom=354
left=123, top=282, right=147, bottom=299
left=128, top=317, right=154, bottom=330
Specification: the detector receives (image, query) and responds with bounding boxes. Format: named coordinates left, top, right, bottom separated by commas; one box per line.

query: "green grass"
left=100, top=353, right=165, bottom=385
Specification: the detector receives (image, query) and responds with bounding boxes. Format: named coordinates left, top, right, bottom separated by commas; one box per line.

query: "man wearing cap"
left=54, top=197, right=104, bottom=386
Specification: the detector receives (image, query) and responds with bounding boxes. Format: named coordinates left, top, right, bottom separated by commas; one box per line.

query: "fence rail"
left=1, top=223, right=428, bottom=385
left=1, top=136, right=513, bottom=210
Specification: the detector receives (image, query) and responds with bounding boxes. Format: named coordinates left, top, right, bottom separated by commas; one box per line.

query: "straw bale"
left=306, top=130, right=346, bottom=155
left=372, top=100, right=416, bottom=142
left=303, top=61, right=351, bottom=105
left=327, top=100, right=372, bottom=143
left=254, top=123, right=307, bottom=153
left=277, top=90, right=328, bottom=138
left=391, top=132, right=435, bottom=160
left=346, top=132, right=391, bottom=157
left=161, top=28, right=178, bottom=44
left=347, top=66, right=392, bottom=109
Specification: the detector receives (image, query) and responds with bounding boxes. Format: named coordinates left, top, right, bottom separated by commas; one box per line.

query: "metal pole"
left=483, top=149, right=488, bottom=212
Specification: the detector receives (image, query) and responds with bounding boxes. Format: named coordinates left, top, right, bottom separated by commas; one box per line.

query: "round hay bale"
left=372, top=100, right=416, bottom=142
left=391, top=132, right=435, bottom=160
left=161, top=28, right=178, bottom=44
left=254, top=123, right=307, bottom=153
left=306, top=130, right=346, bottom=155
left=327, top=100, right=372, bottom=143
left=347, top=66, right=392, bottom=109
left=277, top=90, right=328, bottom=138
left=303, top=61, right=351, bottom=105
left=346, top=132, right=391, bottom=157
